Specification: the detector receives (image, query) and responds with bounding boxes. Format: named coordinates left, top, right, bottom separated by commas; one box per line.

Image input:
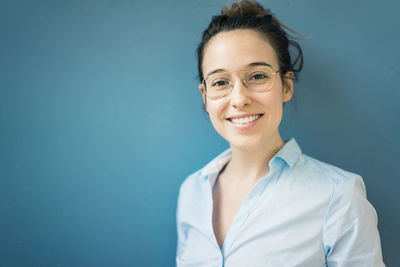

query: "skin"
left=198, top=29, right=294, bottom=247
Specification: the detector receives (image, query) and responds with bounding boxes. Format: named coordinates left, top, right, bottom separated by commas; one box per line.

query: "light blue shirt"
left=176, top=139, right=384, bottom=267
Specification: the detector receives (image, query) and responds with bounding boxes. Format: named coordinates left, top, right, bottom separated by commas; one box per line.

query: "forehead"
left=202, top=29, right=279, bottom=73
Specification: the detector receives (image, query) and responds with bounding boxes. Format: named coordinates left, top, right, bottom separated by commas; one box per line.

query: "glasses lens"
left=244, top=67, right=275, bottom=91
left=205, top=73, right=232, bottom=99
left=204, top=66, right=276, bottom=99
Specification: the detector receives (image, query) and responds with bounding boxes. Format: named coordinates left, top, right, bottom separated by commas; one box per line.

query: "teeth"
left=231, top=115, right=260, bottom=124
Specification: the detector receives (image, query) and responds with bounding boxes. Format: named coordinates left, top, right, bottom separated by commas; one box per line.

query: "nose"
left=229, top=78, right=252, bottom=109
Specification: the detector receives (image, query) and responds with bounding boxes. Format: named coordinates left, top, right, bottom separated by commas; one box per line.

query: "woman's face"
left=200, top=29, right=293, bottom=151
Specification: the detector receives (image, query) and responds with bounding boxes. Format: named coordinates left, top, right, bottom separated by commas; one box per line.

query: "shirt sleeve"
left=176, top=183, right=186, bottom=263
left=322, top=175, right=385, bottom=267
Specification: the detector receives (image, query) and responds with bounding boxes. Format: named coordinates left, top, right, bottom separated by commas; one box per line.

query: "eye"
left=250, top=72, right=269, bottom=80
left=211, top=80, right=229, bottom=87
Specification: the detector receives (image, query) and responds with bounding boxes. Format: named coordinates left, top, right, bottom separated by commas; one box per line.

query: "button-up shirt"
left=176, top=139, right=384, bottom=266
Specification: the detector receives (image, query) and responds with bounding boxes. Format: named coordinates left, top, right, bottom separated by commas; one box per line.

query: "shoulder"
left=280, top=151, right=371, bottom=216
left=293, top=154, right=378, bottom=232
left=293, top=153, right=382, bottom=262
left=178, top=148, right=231, bottom=198
left=277, top=139, right=362, bottom=194
left=178, top=168, right=205, bottom=199
left=305, top=158, right=384, bottom=265
left=176, top=157, right=222, bottom=224
left=293, top=153, right=366, bottom=194
left=176, top=159, right=217, bottom=212
left=298, top=153, right=360, bottom=182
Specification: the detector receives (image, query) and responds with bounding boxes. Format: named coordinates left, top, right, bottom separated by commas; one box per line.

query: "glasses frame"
left=201, top=68, right=282, bottom=100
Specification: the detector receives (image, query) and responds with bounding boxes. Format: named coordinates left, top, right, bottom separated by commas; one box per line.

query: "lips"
left=227, top=114, right=264, bottom=125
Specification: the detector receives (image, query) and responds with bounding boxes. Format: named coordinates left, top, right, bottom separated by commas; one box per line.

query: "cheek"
left=206, top=101, right=227, bottom=130
left=206, top=100, right=225, bottom=117
left=257, top=93, right=285, bottom=123
left=259, top=91, right=284, bottom=111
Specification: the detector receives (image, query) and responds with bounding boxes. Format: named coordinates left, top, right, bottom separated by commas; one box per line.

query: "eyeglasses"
left=201, top=66, right=281, bottom=100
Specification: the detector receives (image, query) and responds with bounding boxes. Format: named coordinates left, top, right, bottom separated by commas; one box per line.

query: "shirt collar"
left=199, top=138, right=302, bottom=177
left=274, top=138, right=302, bottom=168
left=200, top=148, right=232, bottom=177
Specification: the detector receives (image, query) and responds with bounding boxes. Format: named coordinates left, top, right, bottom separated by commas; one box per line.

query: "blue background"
left=1, top=0, right=399, bottom=266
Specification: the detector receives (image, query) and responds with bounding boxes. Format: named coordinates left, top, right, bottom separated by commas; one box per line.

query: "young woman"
left=176, top=1, right=385, bottom=266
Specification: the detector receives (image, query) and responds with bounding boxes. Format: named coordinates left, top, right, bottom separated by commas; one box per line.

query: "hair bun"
left=221, top=0, right=269, bottom=17
left=221, top=0, right=283, bottom=28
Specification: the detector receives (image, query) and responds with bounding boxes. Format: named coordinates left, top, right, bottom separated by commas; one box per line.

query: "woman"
left=176, top=1, right=385, bottom=266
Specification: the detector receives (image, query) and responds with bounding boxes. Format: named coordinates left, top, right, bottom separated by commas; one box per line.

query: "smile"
left=228, top=114, right=263, bottom=125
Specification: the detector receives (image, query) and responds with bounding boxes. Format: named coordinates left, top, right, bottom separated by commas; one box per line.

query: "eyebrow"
left=248, top=62, right=273, bottom=68
left=205, top=62, right=273, bottom=77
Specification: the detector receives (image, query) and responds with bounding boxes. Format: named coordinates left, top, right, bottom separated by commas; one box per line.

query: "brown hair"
left=197, top=0, right=304, bottom=87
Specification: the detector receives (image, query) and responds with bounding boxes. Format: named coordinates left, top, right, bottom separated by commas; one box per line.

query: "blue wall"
left=1, top=0, right=399, bottom=266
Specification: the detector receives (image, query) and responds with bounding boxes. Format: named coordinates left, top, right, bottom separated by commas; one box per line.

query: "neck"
left=223, top=133, right=285, bottom=185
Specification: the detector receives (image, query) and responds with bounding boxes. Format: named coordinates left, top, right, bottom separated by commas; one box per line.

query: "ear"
left=198, top=84, right=208, bottom=112
left=282, top=71, right=294, bottom=103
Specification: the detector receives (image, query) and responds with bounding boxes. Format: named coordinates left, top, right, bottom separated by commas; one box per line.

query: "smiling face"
left=199, top=29, right=293, bottom=151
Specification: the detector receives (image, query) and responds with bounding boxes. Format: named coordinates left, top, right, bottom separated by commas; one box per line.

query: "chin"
left=227, top=136, right=267, bottom=152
